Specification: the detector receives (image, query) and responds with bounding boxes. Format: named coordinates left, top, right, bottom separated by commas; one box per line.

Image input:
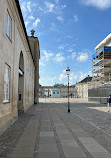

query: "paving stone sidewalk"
left=0, top=102, right=111, bottom=158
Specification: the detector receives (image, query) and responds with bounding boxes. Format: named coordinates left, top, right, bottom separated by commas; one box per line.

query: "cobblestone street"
left=0, top=99, right=111, bottom=158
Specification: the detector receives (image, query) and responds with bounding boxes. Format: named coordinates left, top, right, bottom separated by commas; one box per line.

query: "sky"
left=19, top=0, right=111, bottom=86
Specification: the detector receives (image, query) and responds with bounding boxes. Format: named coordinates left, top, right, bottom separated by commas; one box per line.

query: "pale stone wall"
left=75, top=83, right=89, bottom=98
left=39, top=86, right=76, bottom=98
left=0, top=0, right=35, bottom=135
left=28, top=36, right=40, bottom=104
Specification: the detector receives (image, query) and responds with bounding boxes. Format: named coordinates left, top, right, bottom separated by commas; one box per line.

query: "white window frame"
left=3, top=64, right=10, bottom=103
left=6, top=11, right=12, bottom=40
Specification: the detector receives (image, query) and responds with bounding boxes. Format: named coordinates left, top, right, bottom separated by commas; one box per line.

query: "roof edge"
left=15, top=0, right=35, bottom=64
left=95, top=33, right=111, bottom=51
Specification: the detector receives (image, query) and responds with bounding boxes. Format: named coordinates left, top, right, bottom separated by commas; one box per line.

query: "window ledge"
left=3, top=101, right=10, bottom=104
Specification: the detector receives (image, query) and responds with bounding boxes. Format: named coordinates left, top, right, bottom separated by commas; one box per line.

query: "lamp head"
left=66, top=66, right=70, bottom=76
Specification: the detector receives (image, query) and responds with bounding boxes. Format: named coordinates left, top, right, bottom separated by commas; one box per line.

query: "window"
left=53, top=92, right=55, bottom=94
left=3, top=64, right=10, bottom=103
left=6, top=11, right=12, bottom=40
left=57, top=92, right=59, bottom=94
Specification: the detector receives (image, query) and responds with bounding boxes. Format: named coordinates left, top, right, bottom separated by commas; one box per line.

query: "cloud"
left=41, top=50, right=65, bottom=63
left=59, top=70, right=78, bottom=84
left=74, top=14, right=78, bottom=22
left=28, top=15, right=35, bottom=20
left=39, top=61, right=45, bottom=67
left=61, top=5, right=66, bottom=9
left=78, top=71, right=88, bottom=81
left=77, top=53, right=88, bottom=62
left=25, top=21, right=29, bottom=26
left=42, top=50, right=54, bottom=61
left=70, top=73, right=78, bottom=82
left=41, top=1, right=66, bottom=19
left=81, top=0, right=111, bottom=10
left=21, top=1, right=37, bottom=14
left=45, top=1, right=55, bottom=13
left=59, top=73, right=67, bottom=82
left=33, top=18, right=40, bottom=27
left=40, top=76, right=57, bottom=86
left=54, top=53, right=65, bottom=62
left=57, top=16, right=64, bottom=21
left=20, top=1, right=38, bottom=23
left=68, top=52, right=76, bottom=59
left=27, top=1, right=31, bottom=12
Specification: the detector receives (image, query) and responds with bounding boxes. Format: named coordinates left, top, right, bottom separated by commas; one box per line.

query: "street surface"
left=0, top=98, right=111, bottom=158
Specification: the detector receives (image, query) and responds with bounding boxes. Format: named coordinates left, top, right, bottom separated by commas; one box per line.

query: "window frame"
left=6, top=10, right=12, bottom=41
left=3, top=64, right=11, bottom=103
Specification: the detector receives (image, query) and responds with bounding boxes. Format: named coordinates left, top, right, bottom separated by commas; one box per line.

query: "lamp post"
left=66, top=67, right=70, bottom=113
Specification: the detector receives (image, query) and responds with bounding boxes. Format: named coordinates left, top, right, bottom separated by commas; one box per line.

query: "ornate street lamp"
left=66, top=66, right=70, bottom=113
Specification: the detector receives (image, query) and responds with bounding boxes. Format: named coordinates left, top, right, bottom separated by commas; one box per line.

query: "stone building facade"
left=0, top=0, right=40, bottom=135
left=75, top=76, right=92, bottom=98
left=39, top=86, right=76, bottom=98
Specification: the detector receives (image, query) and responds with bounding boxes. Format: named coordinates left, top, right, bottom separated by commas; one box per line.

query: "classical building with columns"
left=0, top=0, right=40, bottom=135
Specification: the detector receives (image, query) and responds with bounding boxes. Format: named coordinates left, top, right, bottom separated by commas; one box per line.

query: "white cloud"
left=28, top=15, right=35, bottom=20
left=59, top=73, right=67, bottom=82
left=45, top=2, right=55, bottom=13
left=77, top=53, right=88, bottom=62
left=61, top=5, right=66, bottom=9
left=59, top=70, right=67, bottom=82
left=20, top=1, right=38, bottom=19
left=59, top=70, right=78, bottom=84
left=25, top=21, right=29, bottom=26
left=42, top=50, right=54, bottom=61
left=68, top=52, right=76, bottom=59
left=54, top=53, right=65, bottom=62
left=33, top=18, right=40, bottom=27
left=78, top=71, right=88, bottom=81
left=63, top=69, right=66, bottom=73
left=70, top=73, right=78, bottom=82
left=40, top=76, right=57, bottom=86
left=57, top=16, right=64, bottom=21
left=81, top=0, right=111, bottom=10
left=39, top=61, right=45, bottom=67
left=74, top=14, right=78, bottom=22
left=27, top=1, right=31, bottom=12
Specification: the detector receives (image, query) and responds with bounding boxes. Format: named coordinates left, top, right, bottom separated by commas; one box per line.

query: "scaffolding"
left=92, top=46, right=111, bottom=88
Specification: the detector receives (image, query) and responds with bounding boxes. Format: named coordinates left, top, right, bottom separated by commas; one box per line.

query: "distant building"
left=51, top=89, right=61, bottom=98
left=75, top=76, right=92, bottom=98
left=0, top=0, right=40, bottom=135
left=39, top=86, right=76, bottom=98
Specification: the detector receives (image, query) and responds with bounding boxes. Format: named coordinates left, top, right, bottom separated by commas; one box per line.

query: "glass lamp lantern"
left=66, top=66, right=70, bottom=76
